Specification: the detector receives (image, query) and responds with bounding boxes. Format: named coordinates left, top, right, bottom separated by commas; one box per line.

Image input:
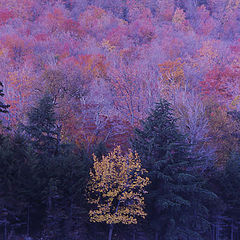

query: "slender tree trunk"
left=216, top=218, right=219, bottom=240
left=108, top=224, right=114, bottom=240
left=27, top=205, right=30, bottom=236
left=155, top=231, right=159, bottom=240
left=212, top=224, right=215, bottom=240
left=48, top=196, right=52, bottom=210
left=4, top=221, right=7, bottom=240
left=8, top=229, right=13, bottom=239
left=231, top=220, right=234, bottom=240
left=132, top=229, right=136, bottom=240
left=55, top=123, right=62, bottom=155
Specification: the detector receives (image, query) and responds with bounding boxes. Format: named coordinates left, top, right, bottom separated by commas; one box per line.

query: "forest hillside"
left=0, top=0, right=240, bottom=239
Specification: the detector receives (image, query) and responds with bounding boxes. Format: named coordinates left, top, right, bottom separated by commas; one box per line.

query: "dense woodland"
left=1, top=0, right=240, bottom=239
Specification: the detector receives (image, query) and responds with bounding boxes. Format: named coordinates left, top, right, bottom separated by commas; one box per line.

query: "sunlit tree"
left=87, top=146, right=149, bottom=240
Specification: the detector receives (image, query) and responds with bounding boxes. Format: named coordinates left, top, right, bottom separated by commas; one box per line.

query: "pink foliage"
left=0, top=0, right=239, bottom=147
left=128, top=16, right=155, bottom=44
left=106, top=25, right=128, bottom=47
left=196, top=5, right=216, bottom=36
left=0, top=8, right=14, bottom=25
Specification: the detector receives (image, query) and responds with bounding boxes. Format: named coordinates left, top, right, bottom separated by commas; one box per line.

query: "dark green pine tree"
left=0, top=82, right=10, bottom=114
left=222, top=111, right=240, bottom=218
left=132, top=99, right=216, bottom=240
left=0, top=134, right=34, bottom=239
left=23, top=94, right=60, bottom=157
left=40, top=144, right=90, bottom=240
left=22, top=94, right=91, bottom=239
left=212, top=153, right=240, bottom=239
left=21, top=94, right=61, bottom=238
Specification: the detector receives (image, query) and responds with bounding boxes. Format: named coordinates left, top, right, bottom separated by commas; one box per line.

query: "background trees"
left=0, top=0, right=240, bottom=238
left=0, top=0, right=238, bottom=155
left=0, top=82, right=9, bottom=114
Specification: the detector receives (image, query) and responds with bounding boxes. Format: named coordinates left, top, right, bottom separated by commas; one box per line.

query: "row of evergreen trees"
left=0, top=84, right=240, bottom=239
left=0, top=93, right=91, bottom=239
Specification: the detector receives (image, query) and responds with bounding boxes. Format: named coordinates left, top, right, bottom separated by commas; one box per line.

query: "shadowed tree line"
left=0, top=82, right=240, bottom=240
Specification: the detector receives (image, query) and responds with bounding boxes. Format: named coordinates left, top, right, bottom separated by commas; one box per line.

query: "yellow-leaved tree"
left=87, top=146, right=150, bottom=240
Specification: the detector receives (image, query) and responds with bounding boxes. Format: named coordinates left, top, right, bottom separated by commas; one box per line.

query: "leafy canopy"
left=87, top=146, right=150, bottom=225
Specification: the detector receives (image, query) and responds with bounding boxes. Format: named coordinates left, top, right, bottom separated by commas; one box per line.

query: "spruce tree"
left=0, top=134, right=33, bottom=239
left=132, top=99, right=216, bottom=240
left=213, top=153, right=240, bottom=238
left=41, top=144, right=90, bottom=240
left=21, top=94, right=61, bottom=238
left=22, top=96, right=91, bottom=239
left=23, top=94, right=60, bottom=156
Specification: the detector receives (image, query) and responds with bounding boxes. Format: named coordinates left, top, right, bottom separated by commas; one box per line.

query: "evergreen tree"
left=40, top=144, right=90, bottom=240
left=132, top=99, right=216, bottom=240
left=20, top=94, right=62, bottom=238
left=93, top=141, right=108, bottom=159
left=222, top=147, right=240, bottom=212
left=210, top=153, right=240, bottom=239
left=0, top=134, right=33, bottom=239
left=23, top=94, right=60, bottom=156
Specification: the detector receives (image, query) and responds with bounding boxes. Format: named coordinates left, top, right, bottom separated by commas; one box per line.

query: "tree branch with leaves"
left=87, top=146, right=149, bottom=240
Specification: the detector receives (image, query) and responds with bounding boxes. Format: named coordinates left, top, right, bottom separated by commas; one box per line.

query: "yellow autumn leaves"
left=87, top=146, right=150, bottom=225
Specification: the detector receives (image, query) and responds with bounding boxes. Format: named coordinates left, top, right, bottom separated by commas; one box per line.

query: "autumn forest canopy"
left=1, top=0, right=240, bottom=239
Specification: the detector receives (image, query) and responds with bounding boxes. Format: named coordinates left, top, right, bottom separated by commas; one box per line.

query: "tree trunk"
left=4, top=221, right=7, bottom=240
left=27, top=205, right=30, bottom=236
left=155, top=231, right=159, bottom=240
left=231, top=220, right=234, bottom=240
left=132, top=230, right=136, bottom=240
left=108, top=224, right=114, bottom=240
left=212, top=224, right=215, bottom=240
left=216, top=218, right=219, bottom=240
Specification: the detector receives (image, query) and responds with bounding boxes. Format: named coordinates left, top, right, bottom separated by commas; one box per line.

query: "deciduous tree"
left=0, top=82, right=9, bottom=114
left=87, top=146, right=149, bottom=240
